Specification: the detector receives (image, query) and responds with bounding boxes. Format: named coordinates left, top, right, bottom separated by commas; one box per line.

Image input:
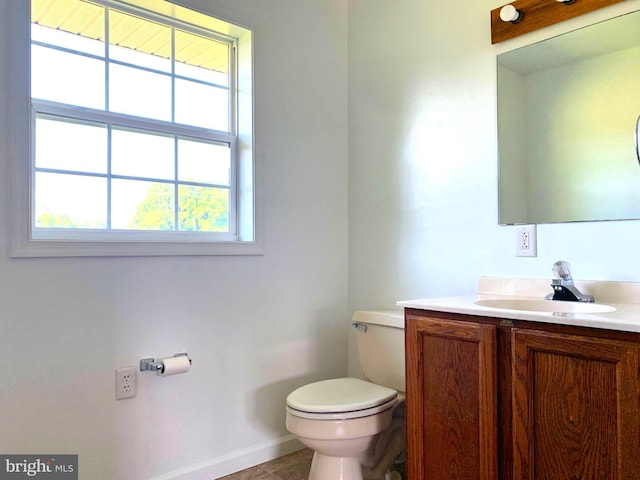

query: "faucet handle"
left=552, top=260, right=573, bottom=283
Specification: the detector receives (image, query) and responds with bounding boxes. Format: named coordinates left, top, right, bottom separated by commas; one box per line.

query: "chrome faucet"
left=544, top=260, right=594, bottom=303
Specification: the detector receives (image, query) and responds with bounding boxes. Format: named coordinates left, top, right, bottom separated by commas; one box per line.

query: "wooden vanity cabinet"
left=405, top=309, right=640, bottom=480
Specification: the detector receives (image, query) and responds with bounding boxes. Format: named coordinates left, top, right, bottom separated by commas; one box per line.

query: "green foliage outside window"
left=37, top=184, right=229, bottom=232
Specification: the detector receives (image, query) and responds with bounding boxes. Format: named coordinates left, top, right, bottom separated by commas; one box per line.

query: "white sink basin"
left=474, top=298, right=616, bottom=314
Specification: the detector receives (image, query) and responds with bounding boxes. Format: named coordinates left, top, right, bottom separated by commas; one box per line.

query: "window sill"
left=10, top=237, right=263, bottom=258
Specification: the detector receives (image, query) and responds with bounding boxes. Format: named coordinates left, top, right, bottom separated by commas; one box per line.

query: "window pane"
left=109, top=44, right=171, bottom=72
left=175, top=61, right=229, bottom=86
left=175, top=79, right=229, bottom=131
left=178, top=185, right=229, bottom=232
left=35, top=172, right=107, bottom=228
left=31, top=45, right=105, bottom=109
left=112, top=179, right=175, bottom=230
left=31, top=0, right=105, bottom=55
left=175, top=29, right=229, bottom=85
left=109, top=64, right=171, bottom=121
left=109, top=10, right=170, bottom=72
left=112, top=128, right=174, bottom=180
left=36, top=116, right=107, bottom=174
left=31, top=24, right=104, bottom=57
left=178, top=138, right=230, bottom=185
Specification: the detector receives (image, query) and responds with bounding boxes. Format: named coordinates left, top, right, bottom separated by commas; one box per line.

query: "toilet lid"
left=286, top=378, right=397, bottom=414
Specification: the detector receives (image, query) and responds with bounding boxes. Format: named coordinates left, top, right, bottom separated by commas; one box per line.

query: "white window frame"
left=7, top=0, right=261, bottom=257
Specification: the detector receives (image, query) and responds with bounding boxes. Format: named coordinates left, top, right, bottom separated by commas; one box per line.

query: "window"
left=13, top=0, right=257, bottom=256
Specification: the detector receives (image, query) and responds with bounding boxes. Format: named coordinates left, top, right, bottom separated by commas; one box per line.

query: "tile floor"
left=217, top=448, right=313, bottom=480
left=216, top=448, right=406, bottom=480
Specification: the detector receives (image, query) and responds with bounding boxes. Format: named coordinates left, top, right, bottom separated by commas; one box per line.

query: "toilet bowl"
left=285, top=310, right=406, bottom=480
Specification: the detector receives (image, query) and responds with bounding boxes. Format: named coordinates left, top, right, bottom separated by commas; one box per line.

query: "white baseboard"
left=149, top=435, right=304, bottom=480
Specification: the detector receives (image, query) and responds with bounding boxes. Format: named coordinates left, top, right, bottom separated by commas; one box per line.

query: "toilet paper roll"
left=157, top=355, right=191, bottom=377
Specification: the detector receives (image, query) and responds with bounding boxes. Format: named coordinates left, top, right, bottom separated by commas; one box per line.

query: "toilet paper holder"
left=140, top=353, right=191, bottom=373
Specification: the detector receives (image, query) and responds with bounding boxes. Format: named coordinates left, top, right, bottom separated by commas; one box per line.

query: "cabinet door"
left=406, top=315, right=498, bottom=480
left=512, top=328, right=640, bottom=479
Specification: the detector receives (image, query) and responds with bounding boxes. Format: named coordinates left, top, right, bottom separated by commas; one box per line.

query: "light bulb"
left=500, top=4, right=522, bottom=23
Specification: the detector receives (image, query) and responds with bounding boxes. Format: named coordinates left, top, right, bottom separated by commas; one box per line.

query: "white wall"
left=0, top=1, right=348, bottom=479
left=347, top=0, right=640, bottom=375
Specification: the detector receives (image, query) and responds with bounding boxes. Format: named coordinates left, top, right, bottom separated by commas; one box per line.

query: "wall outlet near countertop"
left=516, top=225, right=537, bottom=257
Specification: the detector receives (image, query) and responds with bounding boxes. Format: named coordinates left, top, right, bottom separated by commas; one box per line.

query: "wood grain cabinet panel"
left=406, top=314, right=498, bottom=480
left=512, top=328, right=640, bottom=480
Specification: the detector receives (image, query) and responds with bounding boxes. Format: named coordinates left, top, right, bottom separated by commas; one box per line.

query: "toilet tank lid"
left=286, top=378, right=397, bottom=413
left=352, top=309, right=404, bottom=329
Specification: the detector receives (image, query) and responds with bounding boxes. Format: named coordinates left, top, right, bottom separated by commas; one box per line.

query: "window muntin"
left=30, top=0, right=239, bottom=241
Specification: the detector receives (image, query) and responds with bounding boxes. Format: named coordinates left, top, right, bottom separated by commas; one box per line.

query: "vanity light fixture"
left=500, top=4, right=523, bottom=23
left=491, top=0, right=624, bottom=44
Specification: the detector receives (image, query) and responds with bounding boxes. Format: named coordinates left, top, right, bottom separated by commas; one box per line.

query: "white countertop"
left=397, top=277, right=640, bottom=333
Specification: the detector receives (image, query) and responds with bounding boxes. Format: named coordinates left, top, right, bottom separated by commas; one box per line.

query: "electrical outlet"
left=516, top=225, right=537, bottom=257
left=115, top=366, right=137, bottom=400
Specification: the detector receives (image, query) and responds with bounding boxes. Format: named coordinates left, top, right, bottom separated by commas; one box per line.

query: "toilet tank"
left=353, top=310, right=405, bottom=393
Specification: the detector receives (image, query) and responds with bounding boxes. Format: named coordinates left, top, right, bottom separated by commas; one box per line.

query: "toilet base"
left=309, top=452, right=363, bottom=480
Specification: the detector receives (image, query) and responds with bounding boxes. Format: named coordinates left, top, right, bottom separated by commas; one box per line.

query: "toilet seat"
left=286, top=378, right=398, bottom=420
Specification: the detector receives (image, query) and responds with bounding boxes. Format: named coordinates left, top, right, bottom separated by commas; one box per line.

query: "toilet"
left=285, top=310, right=405, bottom=480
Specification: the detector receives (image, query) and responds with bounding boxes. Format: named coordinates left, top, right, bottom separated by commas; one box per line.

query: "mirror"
left=498, top=10, right=640, bottom=225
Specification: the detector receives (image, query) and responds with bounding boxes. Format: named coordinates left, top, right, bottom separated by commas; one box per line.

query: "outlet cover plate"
left=516, top=224, right=537, bottom=257
left=116, top=366, right=137, bottom=400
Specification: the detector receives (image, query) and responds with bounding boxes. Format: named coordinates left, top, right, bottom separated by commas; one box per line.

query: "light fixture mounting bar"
left=491, top=0, right=626, bottom=44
